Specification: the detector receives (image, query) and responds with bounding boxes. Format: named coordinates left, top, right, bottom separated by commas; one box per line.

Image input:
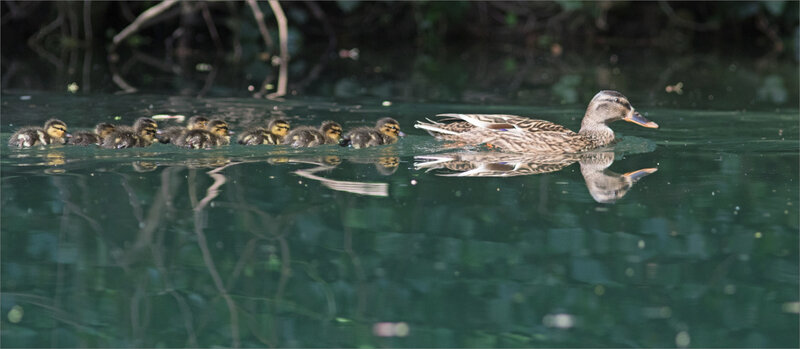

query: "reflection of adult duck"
left=415, top=90, right=658, bottom=153
left=415, top=151, right=656, bottom=203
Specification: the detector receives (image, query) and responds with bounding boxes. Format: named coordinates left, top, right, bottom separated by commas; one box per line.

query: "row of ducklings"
left=8, top=116, right=404, bottom=149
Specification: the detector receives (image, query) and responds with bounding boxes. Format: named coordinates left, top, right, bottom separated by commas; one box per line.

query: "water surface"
left=1, top=91, right=797, bottom=347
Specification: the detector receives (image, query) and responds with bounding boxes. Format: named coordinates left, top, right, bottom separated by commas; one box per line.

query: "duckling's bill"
left=623, top=111, right=658, bottom=128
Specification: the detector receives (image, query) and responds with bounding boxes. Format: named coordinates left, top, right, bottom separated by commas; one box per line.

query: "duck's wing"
left=436, top=113, right=573, bottom=133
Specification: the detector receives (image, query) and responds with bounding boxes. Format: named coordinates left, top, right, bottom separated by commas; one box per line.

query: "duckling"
left=282, top=121, right=343, bottom=147
left=68, top=122, right=116, bottom=146
left=175, top=119, right=231, bottom=149
left=340, top=117, right=404, bottom=149
left=8, top=119, right=69, bottom=147
left=237, top=118, right=291, bottom=145
left=415, top=90, right=658, bottom=153
left=157, top=116, right=209, bottom=144
left=101, top=117, right=159, bottom=149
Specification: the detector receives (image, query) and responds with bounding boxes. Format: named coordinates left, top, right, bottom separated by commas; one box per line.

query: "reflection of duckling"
left=69, top=122, right=116, bottom=146
left=282, top=121, right=343, bottom=147
left=101, top=117, right=159, bottom=149
left=340, top=117, right=404, bottom=149
left=157, top=116, right=209, bottom=144
left=8, top=119, right=69, bottom=147
left=375, top=156, right=400, bottom=175
left=237, top=118, right=291, bottom=145
left=175, top=119, right=231, bottom=149
left=132, top=161, right=158, bottom=172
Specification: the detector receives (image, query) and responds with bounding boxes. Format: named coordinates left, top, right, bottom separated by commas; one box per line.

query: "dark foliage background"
left=1, top=1, right=797, bottom=99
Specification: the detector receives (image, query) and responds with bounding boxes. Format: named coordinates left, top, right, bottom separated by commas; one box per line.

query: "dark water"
left=1, top=87, right=798, bottom=348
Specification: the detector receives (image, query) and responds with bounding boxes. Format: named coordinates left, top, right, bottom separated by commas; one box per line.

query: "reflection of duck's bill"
left=623, top=111, right=659, bottom=128
left=623, top=167, right=658, bottom=181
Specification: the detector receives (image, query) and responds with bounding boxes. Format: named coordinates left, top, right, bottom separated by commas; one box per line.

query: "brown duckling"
left=157, top=115, right=209, bottom=144
left=101, top=117, right=159, bottom=149
left=237, top=118, right=291, bottom=145
left=68, top=122, right=116, bottom=146
left=282, top=121, right=343, bottom=147
left=340, top=117, right=404, bottom=149
left=175, top=119, right=231, bottom=149
left=8, top=119, right=69, bottom=148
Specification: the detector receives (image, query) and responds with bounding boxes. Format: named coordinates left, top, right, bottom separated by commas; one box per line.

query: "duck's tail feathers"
left=414, top=121, right=460, bottom=136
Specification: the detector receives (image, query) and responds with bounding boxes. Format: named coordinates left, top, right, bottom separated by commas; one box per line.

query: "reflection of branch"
left=295, top=166, right=389, bottom=197
left=191, top=165, right=241, bottom=348
left=267, top=0, right=289, bottom=99
left=194, top=162, right=241, bottom=212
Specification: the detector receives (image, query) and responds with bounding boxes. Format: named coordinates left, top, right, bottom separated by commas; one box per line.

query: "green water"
left=1, top=88, right=798, bottom=348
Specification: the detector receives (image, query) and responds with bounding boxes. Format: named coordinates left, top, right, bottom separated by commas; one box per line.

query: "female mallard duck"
left=237, top=118, right=291, bottom=145
left=340, top=117, right=404, bottom=149
left=101, top=117, right=159, bottom=149
left=415, top=90, right=658, bottom=153
left=175, top=119, right=231, bottom=149
left=157, top=116, right=209, bottom=144
left=8, top=119, right=69, bottom=147
left=69, top=122, right=116, bottom=146
left=282, top=121, right=343, bottom=147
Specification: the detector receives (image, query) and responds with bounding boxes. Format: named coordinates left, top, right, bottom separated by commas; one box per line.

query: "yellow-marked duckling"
left=415, top=90, right=658, bottom=153
left=282, top=121, right=343, bottom=147
left=237, top=118, right=291, bottom=145
left=175, top=119, right=231, bottom=149
left=157, top=115, right=209, bottom=144
left=69, top=122, right=116, bottom=146
left=101, top=117, right=159, bottom=149
left=8, top=119, right=69, bottom=147
left=340, top=117, right=404, bottom=149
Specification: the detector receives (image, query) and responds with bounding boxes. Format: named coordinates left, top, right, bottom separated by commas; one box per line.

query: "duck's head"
left=44, top=119, right=68, bottom=140
left=268, top=118, right=291, bottom=138
left=584, top=90, right=658, bottom=129
left=187, top=116, right=210, bottom=130
left=377, top=117, right=404, bottom=140
left=208, top=120, right=231, bottom=140
left=134, top=117, right=159, bottom=143
left=320, top=121, right=343, bottom=143
left=94, top=122, right=116, bottom=138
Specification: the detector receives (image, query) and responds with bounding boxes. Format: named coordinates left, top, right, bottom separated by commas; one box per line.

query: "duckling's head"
left=208, top=120, right=231, bottom=140
left=584, top=90, right=658, bottom=129
left=134, top=117, right=159, bottom=142
left=268, top=118, right=291, bottom=138
left=44, top=119, right=68, bottom=140
left=187, top=116, right=210, bottom=130
left=376, top=117, right=403, bottom=140
left=94, top=123, right=116, bottom=138
left=320, top=121, right=343, bottom=143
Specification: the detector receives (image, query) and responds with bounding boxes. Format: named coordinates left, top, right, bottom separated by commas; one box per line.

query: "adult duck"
left=414, top=90, right=658, bottom=153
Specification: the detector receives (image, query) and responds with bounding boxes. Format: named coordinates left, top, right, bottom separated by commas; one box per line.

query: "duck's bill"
left=622, top=167, right=657, bottom=182
left=624, top=111, right=659, bottom=128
